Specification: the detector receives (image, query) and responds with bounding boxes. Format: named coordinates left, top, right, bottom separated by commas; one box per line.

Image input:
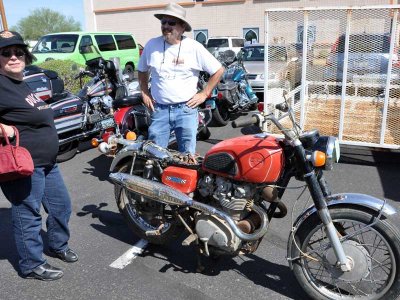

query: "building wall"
left=83, top=0, right=397, bottom=46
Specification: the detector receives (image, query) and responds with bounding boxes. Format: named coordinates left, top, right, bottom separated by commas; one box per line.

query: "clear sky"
left=3, top=0, right=85, bottom=29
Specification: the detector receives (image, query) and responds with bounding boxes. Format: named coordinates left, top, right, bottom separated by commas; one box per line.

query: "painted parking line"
left=109, top=239, right=148, bottom=269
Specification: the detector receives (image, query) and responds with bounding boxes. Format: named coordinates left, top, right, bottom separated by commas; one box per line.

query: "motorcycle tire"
left=197, top=126, right=211, bottom=141
left=290, top=207, right=400, bottom=300
left=114, top=162, right=182, bottom=244
left=211, top=104, right=230, bottom=127
left=57, top=141, right=79, bottom=163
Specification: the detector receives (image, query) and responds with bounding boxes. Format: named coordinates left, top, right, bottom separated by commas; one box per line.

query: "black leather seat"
left=112, top=94, right=143, bottom=109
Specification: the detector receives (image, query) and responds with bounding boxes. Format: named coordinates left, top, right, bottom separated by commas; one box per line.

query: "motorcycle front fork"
left=295, top=145, right=353, bottom=272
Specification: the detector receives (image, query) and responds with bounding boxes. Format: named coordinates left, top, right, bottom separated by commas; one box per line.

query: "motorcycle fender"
left=109, top=145, right=141, bottom=172
left=286, top=193, right=397, bottom=270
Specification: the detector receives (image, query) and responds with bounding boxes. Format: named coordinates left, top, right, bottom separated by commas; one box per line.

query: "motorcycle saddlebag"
left=49, top=93, right=84, bottom=134
left=217, top=81, right=240, bottom=106
left=23, top=65, right=65, bottom=102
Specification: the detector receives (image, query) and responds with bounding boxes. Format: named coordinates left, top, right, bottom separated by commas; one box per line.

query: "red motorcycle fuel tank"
left=162, top=166, right=198, bottom=194
left=202, top=135, right=284, bottom=183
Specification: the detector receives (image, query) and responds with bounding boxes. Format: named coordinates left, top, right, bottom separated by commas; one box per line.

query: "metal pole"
left=0, top=0, right=8, bottom=31
left=380, top=8, right=398, bottom=145
left=299, top=11, right=309, bottom=129
left=338, top=9, right=352, bottom=141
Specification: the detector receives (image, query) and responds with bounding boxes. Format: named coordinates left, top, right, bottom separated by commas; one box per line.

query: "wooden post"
left=0, top=0, right=8, bottom=31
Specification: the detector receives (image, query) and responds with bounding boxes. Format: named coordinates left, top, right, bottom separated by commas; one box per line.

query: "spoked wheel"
left=291, top=207, right=400, bottom=300
left=114, top=163, right=182, bottom=244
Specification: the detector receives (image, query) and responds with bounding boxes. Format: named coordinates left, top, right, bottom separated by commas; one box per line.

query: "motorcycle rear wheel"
left=57, top=141, right=79, bottom=163
left=211, top=103, right=230, bottom=126
left=114, top=162, right=182, bottom=244
left=291, top=207, right=400, bottom=300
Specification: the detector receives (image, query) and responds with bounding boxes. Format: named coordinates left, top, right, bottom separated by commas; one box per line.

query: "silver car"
left=241, top=43, right=301, bottom=93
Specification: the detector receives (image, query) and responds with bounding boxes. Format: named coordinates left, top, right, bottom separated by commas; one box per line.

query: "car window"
left=114, top=35, right=136, bottom=50
left=337, top=35, right=390, bottom=53
left=207, top=39, right=229, bottom=48
left=232, top=39, right=244, bottom=47
left=95, top=35, right=117, bottom=51
left=79, top=35, right=94, bottom=53
left=242, top=46, right=264, bottom=61
left=32, top=34, right=79, bottom=53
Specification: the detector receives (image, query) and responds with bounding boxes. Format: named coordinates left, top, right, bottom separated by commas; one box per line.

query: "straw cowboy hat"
left=154, top=2, right=192, bottom=32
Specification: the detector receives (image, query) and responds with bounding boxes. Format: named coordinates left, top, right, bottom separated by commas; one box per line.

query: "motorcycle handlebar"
left=232, top=116, right=258, bottom=128
left=73, top=70, right=95, bottom=80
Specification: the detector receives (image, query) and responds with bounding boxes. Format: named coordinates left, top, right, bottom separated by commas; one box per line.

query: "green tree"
left=10, top=8, right=81, bottom=40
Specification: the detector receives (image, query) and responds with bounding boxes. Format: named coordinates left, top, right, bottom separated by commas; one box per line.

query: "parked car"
left=240, top=43, right=301, bottom=93
left=31, top=32, right=140, bottom=77
left=206, top=36, right=245, bottom=56
left=324, top=33, right=400, bottom=84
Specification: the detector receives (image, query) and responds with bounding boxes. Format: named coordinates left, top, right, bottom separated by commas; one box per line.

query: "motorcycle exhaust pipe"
left=109, top=172, right=269, bottom=241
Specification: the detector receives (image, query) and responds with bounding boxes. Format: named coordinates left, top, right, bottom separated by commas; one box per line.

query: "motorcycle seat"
left=112, top=94, right=143, bottom=109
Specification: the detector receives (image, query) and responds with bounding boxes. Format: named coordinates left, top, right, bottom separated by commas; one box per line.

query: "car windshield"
left=32, top=34, right=79, bottom=53
left=242, top=45, right=287, bottom=62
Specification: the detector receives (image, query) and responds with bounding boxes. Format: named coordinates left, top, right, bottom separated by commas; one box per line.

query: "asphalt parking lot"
left=1, top=113, right=399, bottom=300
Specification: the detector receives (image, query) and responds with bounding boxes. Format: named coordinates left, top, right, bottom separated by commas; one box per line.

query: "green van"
left=31, top=32, right=140, bottom=75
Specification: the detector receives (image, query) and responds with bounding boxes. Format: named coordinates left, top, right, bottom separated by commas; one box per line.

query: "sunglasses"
left=0, top=48, right=25, bottom=58
left=161, top=19, right=178, bottom=26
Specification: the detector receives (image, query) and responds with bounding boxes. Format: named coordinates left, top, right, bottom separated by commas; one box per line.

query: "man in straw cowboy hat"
left=138, top=2, right=224, bottom=154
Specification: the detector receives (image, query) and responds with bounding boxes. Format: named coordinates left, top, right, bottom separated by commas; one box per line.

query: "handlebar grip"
left=232, top=116, right=258, bottom=128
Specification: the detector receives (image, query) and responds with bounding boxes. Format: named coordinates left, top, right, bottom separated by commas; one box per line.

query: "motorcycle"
left=24, top=57, right=126, bottom=162
left=201, top=49, right=258, bottom=126
left=95, top=78, right=213, bottom=150
left=100, top=91, right=400, bottom=299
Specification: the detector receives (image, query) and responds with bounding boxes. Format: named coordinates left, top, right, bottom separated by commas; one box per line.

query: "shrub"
left=36, top=59, right=89, bottom=94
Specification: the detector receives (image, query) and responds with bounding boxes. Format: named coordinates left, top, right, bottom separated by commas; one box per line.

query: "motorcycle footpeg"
left=182, top=233, right=198, bottom=246
left=145, top=229, right=161, bottom=236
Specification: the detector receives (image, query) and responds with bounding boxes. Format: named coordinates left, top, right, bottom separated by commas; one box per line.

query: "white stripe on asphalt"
left=109, top=239, right=148, bottom=269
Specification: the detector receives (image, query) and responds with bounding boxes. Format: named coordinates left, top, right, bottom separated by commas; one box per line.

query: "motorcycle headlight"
left=310, top=136, right=340, bottom=170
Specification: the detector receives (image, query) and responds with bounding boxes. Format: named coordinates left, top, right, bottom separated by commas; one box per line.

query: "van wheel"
left=123, top=64, right=135, bottom=81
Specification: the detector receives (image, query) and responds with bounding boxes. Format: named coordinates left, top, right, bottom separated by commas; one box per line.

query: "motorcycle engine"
left=88, top=96, right=113, bottom=124
left=196, top=175, right=255, bottom=253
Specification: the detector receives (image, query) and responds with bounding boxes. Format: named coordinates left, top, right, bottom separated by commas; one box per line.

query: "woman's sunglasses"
left=0, top=48, right=25, bottom=58
left=161, top=19, right=177, bottom=26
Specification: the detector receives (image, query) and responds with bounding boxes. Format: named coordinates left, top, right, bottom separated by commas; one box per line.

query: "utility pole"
left=0, top=0, right=8, bottom=31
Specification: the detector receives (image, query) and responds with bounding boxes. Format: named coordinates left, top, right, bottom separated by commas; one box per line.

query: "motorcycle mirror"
left=71, top=63, right=78, bottom=71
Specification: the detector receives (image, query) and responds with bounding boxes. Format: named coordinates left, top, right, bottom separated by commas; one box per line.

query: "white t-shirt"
left=138, top=36, right=222, bottom=105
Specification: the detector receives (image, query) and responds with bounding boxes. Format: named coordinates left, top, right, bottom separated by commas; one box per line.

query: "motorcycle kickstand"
left=176, top=211, right=205, bottom=273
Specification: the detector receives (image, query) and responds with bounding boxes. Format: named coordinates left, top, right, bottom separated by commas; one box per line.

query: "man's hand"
left=142, top=93, right=155, bottom=111
left=187, top=91, right=208, bottom=108
left=138, top=71, right=155, bottom=111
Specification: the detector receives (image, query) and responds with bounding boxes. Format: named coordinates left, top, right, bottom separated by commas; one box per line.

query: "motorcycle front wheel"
left=290, top=207, right=400, bottom=300
left=114, top=162, right=182, bottom=244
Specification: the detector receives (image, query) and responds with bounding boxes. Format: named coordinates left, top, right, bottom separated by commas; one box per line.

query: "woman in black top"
left=0, top=31, right=78, bottom=281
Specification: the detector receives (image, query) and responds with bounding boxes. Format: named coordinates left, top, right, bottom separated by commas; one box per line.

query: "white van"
left=206, top=36, right=245, bottom=56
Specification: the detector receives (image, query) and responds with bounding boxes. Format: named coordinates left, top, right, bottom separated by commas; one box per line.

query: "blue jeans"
left=149, top=102, right=198, bottom=154
left=0, top=164, right=72, bottom=275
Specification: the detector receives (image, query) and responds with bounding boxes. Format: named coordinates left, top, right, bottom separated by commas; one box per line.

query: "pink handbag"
left=0, top=124, right=34, bottom=182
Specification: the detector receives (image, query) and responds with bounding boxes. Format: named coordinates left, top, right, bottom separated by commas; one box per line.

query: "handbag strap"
left=0, top=124, right=19, bottom=146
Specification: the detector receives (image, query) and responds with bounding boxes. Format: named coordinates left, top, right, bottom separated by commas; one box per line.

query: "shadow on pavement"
left=0, top=208, right=19, bottom=273
left=83, top=154, right=114, bottom=182
left=76, top=203, right=137, bottom=245
left=142, top=241, right=307, bottom=300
